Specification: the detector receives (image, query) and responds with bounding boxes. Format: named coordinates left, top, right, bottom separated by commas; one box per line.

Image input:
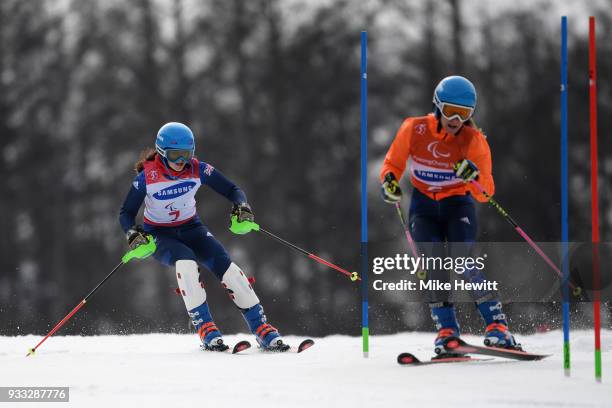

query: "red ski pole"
left=26, top=261, right=125, bottom=356
left=257, top=227, right=360, bottom=282
left=26, top=236, right=156, bottom=356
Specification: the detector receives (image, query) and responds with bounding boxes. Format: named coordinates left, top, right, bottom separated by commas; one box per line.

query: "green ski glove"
left=122, top=234, right=157, bottom=263
left=230, top=215, right=259, bottom=235
left=229, top=203, right=259, bottom=235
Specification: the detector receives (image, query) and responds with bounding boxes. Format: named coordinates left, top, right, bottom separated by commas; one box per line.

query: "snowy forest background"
left=1, top=0, right=611, bottom=338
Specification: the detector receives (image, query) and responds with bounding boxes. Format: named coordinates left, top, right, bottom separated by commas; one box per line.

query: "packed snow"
left=1, top=330, right=609, bottom=407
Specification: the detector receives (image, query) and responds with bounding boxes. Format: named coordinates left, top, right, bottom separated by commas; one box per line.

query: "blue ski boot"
left=477, top=300, right=521, bottom=350
left=189, top=301, right=229, bottom=352
left=243, top=304, right=289, bottom=352
left=430, top=303, right=462, bottom=356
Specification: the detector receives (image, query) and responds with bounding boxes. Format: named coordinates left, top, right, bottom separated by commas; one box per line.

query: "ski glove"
left=126, top=225, right=149, bottom=250
left=454, top=159, right=479, bottom=183
left=123, top=225, right=156, bottom=263
left=230, top=203, right=259, bottom=235
left=381, top=173, right=402, bottom=203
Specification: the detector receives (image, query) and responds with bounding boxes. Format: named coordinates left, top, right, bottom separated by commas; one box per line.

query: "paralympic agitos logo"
left=427, top=141, right=450, bottom=159
left=153, top=181, right=196, bottom=200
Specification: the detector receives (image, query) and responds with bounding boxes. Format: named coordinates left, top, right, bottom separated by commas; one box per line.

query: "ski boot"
left=202, top=336, right=229, bottom=352
left=484, top=323, right=522, bottom=350
left=189, top=302, right=229, bottom=352
left=243, top=304, right=290, bottom=352
left=433, top=327, right=464, bottom=358
left=199, top=325, right=229, bottom=352
left=430, top=303, right=464, bottom=357
left=477, top=300, right=522, bottom=350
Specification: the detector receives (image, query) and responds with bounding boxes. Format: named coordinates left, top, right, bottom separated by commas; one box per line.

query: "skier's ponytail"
left=464, top=118, right=488, bottom=138
left=135, top=147, right=157, bottom=173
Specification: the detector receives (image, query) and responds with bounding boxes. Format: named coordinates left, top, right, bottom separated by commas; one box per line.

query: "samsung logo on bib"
left=153, top=182, right=196, bottom=200
left=414, top=169, right=455, bottom=183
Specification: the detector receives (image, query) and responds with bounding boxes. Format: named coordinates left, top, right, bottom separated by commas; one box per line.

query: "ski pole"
left=469, top=179, right=582, bottom=296
left=257, top=227, right=360, bottom=282
left=26, top=261, right=125, bottom=356
left=394, top=202, right=418, bottom=257
left=394, top=202, right=426, bottom=279
left=26, top=236, right=156, bottom=356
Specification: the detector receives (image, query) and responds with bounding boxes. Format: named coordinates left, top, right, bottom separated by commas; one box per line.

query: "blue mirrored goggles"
left=164, top=148, right=193, bottom=164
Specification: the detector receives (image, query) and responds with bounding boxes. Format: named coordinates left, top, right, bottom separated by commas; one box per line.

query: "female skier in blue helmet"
left=119, top=122, right=289, bottom=352
left=380, top=76, right=521, bottom=356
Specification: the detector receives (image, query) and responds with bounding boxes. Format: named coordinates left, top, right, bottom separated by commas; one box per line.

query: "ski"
left=397, top=352, right=491, bottom=366
left=259, top=338, right=315, bottom=353
left=200, top=340, right=251, bottom=354
left=442, top=337, right=550, bottom=361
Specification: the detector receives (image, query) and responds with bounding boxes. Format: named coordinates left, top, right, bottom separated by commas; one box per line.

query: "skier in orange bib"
left=380, top=76, right=521, bottom=356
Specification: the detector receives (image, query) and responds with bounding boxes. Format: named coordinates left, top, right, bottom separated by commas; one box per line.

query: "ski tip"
left=397, top=352, right=420, bottom=365
left=232, top=340, right=252, bottom=354
left=297, top=339, right=315, bottom=353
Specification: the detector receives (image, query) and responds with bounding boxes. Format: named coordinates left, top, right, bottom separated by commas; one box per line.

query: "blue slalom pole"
left=560, top=16, right=571, bottom=376
left=360, top=30, right=369, bottom=358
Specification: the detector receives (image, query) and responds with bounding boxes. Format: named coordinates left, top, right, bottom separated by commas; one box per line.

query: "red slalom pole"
left=588, top=15, right=602, bottom=382
left=257, top=227, right=360, bottom=281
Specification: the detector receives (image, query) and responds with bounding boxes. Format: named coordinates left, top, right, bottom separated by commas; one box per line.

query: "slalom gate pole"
left=360, top=30, right=369, bottom=358
left=26, top=261, right=126, bottom=357
left=257, top=227, right=359, bottom=282
left=588, top=15, right=602, bottom=383
left=560, top=15, right=571, bottom=376
left=469, top=179, right=581, bottom=294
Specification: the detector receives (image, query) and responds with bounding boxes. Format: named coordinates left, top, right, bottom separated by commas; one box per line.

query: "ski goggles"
left=435, top=100, right=474, bottom=122
left=164, top=149, right=193, bottom=164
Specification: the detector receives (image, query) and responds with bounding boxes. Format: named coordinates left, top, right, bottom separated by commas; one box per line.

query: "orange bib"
left=380, top=114, right=494, bottom=202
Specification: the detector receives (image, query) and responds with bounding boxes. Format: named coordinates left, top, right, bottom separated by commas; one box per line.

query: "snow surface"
left=1, top=330, right=610, bottom=408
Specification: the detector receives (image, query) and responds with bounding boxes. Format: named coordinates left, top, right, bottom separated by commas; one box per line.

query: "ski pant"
left=408, top=188, right=495, bottom=304
left=145, top=220, right=231, bottom=280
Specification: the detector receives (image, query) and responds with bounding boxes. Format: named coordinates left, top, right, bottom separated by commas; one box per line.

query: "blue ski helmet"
left=155, top=122, right=195, bottom=164
left=433, top=76, right=477, bottom=111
